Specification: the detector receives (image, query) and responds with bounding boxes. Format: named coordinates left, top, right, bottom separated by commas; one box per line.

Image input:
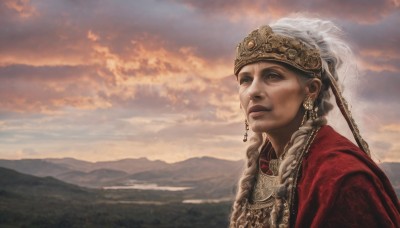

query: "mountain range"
left=0, top=166, right=95, bottom=201
left=0, top=166, right=231, bottom=227
left=0, top=157, right=398, bottom=198
left=0, top=156, right=244, bottom=198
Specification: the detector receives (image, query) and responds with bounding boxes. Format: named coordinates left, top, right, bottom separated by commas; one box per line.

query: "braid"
left=229, top=132, right=264, bottom=227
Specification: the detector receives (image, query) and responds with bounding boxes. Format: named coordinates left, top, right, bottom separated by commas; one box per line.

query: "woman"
left=229, top=17, right=400, bottom=228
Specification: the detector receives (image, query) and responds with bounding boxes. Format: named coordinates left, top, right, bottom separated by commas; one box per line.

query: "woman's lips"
left=248, top=105, right=271, bottom=117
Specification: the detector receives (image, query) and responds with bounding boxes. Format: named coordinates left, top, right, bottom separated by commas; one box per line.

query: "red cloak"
left=292, top=125, right=400, bottom=227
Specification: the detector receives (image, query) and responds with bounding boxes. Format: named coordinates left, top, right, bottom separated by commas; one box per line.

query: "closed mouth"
left=248, top=105, right=271, bottom=115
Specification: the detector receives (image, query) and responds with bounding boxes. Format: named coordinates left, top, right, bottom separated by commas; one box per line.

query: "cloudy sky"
left=0, top=0, right=399, bottom=163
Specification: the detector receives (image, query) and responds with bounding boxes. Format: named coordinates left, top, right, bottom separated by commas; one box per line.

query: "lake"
left=103, top=181, right=192, bottom=191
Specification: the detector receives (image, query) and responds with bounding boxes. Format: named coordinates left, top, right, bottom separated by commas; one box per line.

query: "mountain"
left=44, top=157, right=93, bottom=172
left=0, top=157, right=171, bottom=189
left=55, top=169, right=129, bottom=188
left=130, top=156, right=244, bottom=198
left=0, top=166, right=231, bottom=227
left=1, top=157, right=398, bottom=198
left=131, top=156, right=243, bottom=183
left=45, top=157, right=169, bottom=173
left=93, top=157, right=169, bottom=173
left=0, top=167, right=94, bottom=201
left=0, top=159, right=73, bottom=177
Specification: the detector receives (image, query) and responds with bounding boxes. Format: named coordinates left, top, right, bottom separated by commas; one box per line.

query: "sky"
left=0, top=0, right=399, bottom=163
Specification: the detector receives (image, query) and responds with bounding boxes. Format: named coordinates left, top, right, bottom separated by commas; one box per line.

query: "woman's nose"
left=248, top=78, right=265, bottom=101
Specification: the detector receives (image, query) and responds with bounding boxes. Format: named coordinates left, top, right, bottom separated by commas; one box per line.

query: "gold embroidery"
left=237, top=128, right=321, bottom=227
left=251, top=172, right=279, bottom=203
left=269, top=159, right=280, bottom=176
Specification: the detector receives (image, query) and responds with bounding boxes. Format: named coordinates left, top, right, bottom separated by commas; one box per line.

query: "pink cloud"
left=172, top=0, right=398, bottom=23
left=0, top=0, right=399, bottom=162
left=3, top=0, right=37, bottom=18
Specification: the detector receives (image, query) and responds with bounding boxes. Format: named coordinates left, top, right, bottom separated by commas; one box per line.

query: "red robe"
left=291, top=125, right=400, bottom=227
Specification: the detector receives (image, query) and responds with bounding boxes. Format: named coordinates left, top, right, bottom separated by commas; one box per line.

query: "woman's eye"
left=239, top=76, right=252, bottom=85
left=264, top=72, right=281, bottom=80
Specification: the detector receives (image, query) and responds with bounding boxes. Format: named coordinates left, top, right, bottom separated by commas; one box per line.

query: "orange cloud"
left=87, top=30, right=100, bottom=42
left=0, top=28, right=239, bottom=122
left=367, top=125, right=400, bottom=162
left=4, top=0, right=36, bottom=18
left=174, top=0, right=398, bottom=24
left=357, top=49, right=400, bottom=72
left=1, top=0, right=399, bottom=163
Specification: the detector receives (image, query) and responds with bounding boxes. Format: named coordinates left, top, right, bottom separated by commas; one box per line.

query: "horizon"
left=0, top=155, right=245, bottom=164
left=1, top=155, right=399, bottom=165
left=1, top=1, right=399, bottom=163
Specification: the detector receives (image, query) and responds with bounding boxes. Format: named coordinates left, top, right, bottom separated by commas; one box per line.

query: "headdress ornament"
left=234, top=25, right=322, bottom=77
left=235, top=25, right=370, bottom=156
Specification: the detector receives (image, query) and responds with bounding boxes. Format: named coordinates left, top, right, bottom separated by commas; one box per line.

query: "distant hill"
left=0, top=158, right=397, bottom=227
left=0, top=159, right=73, bottom=177
left=1, top=157, right=398, bottom=198
left=0, top=167, right=94, bottom=201
left=0, top=167, right=231, bottom=227
left=0, top=157, right=171, bottom=187
left=130, top=156, right=244, bottom=198
left=0, top=156, right=244, bottom=198
left=45, top=157, right=169, bottom=173
left=131, top=156, right=243, bottom=182
left=55, top=169, right=129, bottom=188
left=44, top=157, right=93, bottom=172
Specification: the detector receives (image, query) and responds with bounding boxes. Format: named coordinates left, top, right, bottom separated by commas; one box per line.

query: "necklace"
left=238, top=127, right=321, bottom=227
left=248, top=128, right=319, bottom=210
left=249, top=143, right=279, bottom=208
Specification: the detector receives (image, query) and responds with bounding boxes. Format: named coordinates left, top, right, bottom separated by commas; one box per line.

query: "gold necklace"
left=248, top=143, right=280, bottom=209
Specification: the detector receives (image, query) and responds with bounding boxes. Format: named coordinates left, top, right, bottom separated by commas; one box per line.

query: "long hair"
left=229, top=132, right=264, bottom=228
left=230, top=17, right=355, bottom=227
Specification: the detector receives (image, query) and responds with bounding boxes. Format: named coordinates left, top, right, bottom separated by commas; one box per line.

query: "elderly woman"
left=229, top=18, right=400, bottom=228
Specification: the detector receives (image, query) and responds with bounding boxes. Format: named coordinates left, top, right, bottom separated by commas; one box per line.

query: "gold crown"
left=234, top=25, right=322, bottom=77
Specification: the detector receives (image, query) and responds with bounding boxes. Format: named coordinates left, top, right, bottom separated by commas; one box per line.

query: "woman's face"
left=238, top=61, right=307, bottom=134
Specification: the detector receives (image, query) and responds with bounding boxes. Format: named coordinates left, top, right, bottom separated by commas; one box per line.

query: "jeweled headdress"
left=234, top=25, right=322, bottom=77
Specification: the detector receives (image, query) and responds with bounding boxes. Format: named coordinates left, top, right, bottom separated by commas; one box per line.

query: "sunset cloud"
left=0, top=0, right=399, bottom=163
left=3, top=0, right=36, bottom=18
left=172, top=0, right=398, bottom=23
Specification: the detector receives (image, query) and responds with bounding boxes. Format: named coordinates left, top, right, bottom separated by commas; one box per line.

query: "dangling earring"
left=243, top=120, right=249, bottom=142
left=303, top=96, right=314, bottom=111
left=301, top=96, right=314, bottom=125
